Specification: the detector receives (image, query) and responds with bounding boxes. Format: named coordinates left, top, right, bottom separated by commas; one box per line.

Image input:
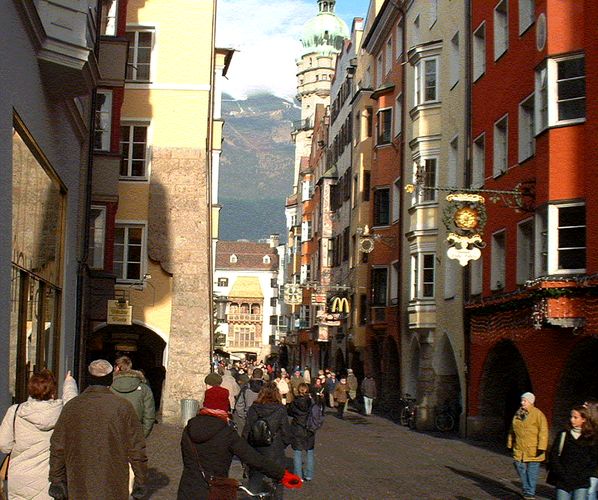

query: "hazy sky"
left=217, top=0, right=370, bottom=100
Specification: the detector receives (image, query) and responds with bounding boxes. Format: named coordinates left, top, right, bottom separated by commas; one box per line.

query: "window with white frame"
left=415, top=158, right=437, bottom=204
left=376, top=54, right=383, bottom=88
left=469, top=256, right=483, bottom=296
left=412, top=14, right=420, bottom=47
left=114, top=223, right=145, bottom=281
left=430, top=0, right=438, bottom=27
left=390, top=261, right=399, bottom=305
left=534, top=65, right=548, bottom=133
left=396, top=20, right=404, bottom=59
left=448, top=136, right=458, bottom=187
left=94, top=91, right=112, bottom=151
left=415, top=57, right=438, bottom=105
left=376, top=108, right=392, bottom=145
left=89, top=206, right=106, bottom=269
left=518, top=0, right=534, bottom=34
left=473, top=23, right=486, bottom=81
left=494, top=0, right=509, bottom=60
left=120, top=123, right=148, bottom=178
left=516, top=218, right=534, bottom=284
left=493, top=115, right=508, bottom=177
left=550, top=203, right=586, bottom=273
left=518, top=94, right=535, bottom=162
left=553, top=55, right=586, bottom=124
left=365, top=66, right=372, bottom=88
left=126, top=29, right=154, bottom=82
left=217, top=277, right=228, bottom=287
left=371, top=267, right=388, bottom=306
left=394, top=93, right=402, bottom=136
left=385, top=37, right=393, bottom=74
left=100, top=0, right=118, bottom=36
left=263, top=255, right=271, bottom=264
left=373, top=188, right=390, bottom=226
left=230, top=254, right=238, bottom=263
left=472, top=134, right=485, bottom=188
left=491, top=230, right=506, bottom=290
left=411, top=253, right=435, bottom=299
left=392, top=178, right=401, bottom=223
left=301, top=220, right=312, bottom=241
left=450, top=32, right=460, bottom=88
left=535, top=208, right=548, bottom=276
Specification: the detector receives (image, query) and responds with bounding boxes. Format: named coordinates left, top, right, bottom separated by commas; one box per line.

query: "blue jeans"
left=556, top=488, right=589, bottom=500
left=293, top=448, right=314, bottom=480
left=514, top=461, right=540, bottom=497
left=588, top=477, right=598, bottom=500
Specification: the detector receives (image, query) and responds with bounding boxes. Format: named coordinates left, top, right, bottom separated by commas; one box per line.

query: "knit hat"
left=205, top=372, right=222, bottom=387
left=203, top=386, right=230, bottom=412
left=88, top=359, right=113, bottom=386
left=521, top=392, right=536, bottom=404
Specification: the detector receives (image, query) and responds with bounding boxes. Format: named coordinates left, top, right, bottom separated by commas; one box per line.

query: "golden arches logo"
left=330, top=297, right=350, bottom=313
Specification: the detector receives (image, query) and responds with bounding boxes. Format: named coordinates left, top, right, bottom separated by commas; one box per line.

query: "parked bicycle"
left=434, top=398, right=461, bottom=433
left=398, top=393, right=417, bottom=427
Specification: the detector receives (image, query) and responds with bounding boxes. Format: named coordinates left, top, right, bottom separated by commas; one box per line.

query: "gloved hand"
left=48, top=482, right=68, bottom=499
left=281, top=470, right=302, bottom=489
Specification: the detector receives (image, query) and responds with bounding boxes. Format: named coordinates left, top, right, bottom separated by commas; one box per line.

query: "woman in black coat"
left=287, top=383, right=317, bottom=481
left=177, top=385, right=297, bottom=500
left=242, top=382, right=292, bottom=499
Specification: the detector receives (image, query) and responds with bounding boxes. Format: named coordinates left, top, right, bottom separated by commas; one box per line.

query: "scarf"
left=199, top=408, right=229, bottom=423
left=515, top=407, right=529, bottom=421
left=570, top=427, right=582, bottom=439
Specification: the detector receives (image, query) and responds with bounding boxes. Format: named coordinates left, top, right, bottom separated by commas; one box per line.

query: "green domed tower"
left=300, top=0, right=349, bottom=56
left=292, top=0, right=349, bottom=190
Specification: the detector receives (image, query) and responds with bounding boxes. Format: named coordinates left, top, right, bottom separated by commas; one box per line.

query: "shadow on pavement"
left=446, top=466, right=521, bottom=499
left=147, top=466, right=171, bottom=498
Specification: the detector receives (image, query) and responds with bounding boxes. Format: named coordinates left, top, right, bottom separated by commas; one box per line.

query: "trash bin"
left=180, top=398, right=199, bottom=427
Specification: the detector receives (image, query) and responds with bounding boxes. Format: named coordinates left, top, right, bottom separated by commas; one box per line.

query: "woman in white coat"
left=0, top=369, right=77, bottom=499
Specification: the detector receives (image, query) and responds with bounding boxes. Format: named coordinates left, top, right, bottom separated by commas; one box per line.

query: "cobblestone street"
left=145, top=408, right=554, bottom=500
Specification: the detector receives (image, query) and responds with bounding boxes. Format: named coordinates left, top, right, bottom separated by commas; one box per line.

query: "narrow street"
left=146, top=408, right=553, bottom=500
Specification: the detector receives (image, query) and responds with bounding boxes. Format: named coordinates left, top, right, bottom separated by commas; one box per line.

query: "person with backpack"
left=287, top=383, right=322, bottom=481
left=235, top=368, right=265, bottom=432
left=242, top=382, right=291, bottom=499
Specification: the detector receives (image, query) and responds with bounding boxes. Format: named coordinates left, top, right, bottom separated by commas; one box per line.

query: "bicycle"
left=434, top=399, right=461, bottom=432
left=398, top=394, right=417, bottom=427
left=238, top=483, right=276, bottom=499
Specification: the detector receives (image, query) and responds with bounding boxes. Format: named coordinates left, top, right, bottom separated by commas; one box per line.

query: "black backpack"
left=306, top=401, right=325, bottom=432
left=248, top=415, right=273, bottom=447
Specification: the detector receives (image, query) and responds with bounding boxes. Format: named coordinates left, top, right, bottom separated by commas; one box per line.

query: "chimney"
left=269, top=233, right=280, bottom=248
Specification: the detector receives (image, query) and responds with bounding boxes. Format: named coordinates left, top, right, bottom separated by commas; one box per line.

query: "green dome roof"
left=300, top=1, right=349, bottom=55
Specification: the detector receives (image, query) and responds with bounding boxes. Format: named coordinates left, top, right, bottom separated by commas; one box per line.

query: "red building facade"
left=467, top=0, right=598, bottom=439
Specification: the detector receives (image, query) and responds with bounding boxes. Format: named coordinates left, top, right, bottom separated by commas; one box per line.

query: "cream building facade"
left=87, top=0, right=231, bottom=423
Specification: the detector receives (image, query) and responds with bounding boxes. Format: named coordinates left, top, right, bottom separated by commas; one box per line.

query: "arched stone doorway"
left=433, top=333, right=461, bottom=406
left=380, top=336, right=400, bottom=398
left=553, top=337, right=598, bottom=432
left=87, top=323, right=167, bottom=411
left=478, top=340, right=531, bottom=440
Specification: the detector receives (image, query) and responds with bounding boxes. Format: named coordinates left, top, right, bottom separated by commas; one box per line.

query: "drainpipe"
left=462, top=0, right=473, bottom=438
left=74, top=0, right=103, bottom=382
left=206, top=0, right=218, bottom=373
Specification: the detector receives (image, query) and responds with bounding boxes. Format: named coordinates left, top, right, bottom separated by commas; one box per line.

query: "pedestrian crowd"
left=1, top=357, right=598, bottom=500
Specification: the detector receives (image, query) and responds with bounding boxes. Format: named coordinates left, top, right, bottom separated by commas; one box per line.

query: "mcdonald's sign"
left=330, top=297, right=350, bottom=313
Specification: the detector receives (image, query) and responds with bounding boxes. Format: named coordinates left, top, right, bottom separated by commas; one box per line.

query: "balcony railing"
left=227, top=313, right=261, bottom=322
left=292, top=117, right=314, bottom=133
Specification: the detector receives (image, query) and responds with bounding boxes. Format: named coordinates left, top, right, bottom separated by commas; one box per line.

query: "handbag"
left=546, top=431, right=566, bottom=486
left=0, top=404, right=21, bottom=481
left=183, top=428, right=239, bottom=500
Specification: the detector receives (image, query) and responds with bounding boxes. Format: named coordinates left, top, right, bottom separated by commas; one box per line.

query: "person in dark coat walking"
left=548, top=405, right=598, bottom=500
left=287, top=383, right=317, bottom=481
left=178, top=385, right=300, bottom=500
left=242, top=382, right=292, bottom=499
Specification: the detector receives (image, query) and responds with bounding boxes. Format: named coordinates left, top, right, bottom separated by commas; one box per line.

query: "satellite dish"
left=359, top=237, right=375, bottom=253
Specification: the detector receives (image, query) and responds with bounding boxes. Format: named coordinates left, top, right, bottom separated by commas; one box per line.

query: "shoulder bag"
left=183, top=428, right=239, bottom=500
left=0, top=404, right=21, bottom=481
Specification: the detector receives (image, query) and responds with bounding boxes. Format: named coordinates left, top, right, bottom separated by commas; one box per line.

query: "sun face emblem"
left=454, top=207, right=479, bottom=230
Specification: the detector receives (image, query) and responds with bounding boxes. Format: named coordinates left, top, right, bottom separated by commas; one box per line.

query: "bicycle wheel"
left=435, top=413, right=454, bottom=432
left=407, top=408, right=417, bottom=429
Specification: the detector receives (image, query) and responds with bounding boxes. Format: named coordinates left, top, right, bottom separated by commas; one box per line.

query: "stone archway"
left=433, top=333, right=461, bottom=407
left=380, top=336, right=400, bottom=399
left=87, top=323, right=167, bottom=411
left=553, top=337, right=598, bottom=432
left=478, top=340, right=531, bottom=439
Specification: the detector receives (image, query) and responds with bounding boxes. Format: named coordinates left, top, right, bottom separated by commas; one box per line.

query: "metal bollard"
left=180, top=399, right=199, bottom=427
